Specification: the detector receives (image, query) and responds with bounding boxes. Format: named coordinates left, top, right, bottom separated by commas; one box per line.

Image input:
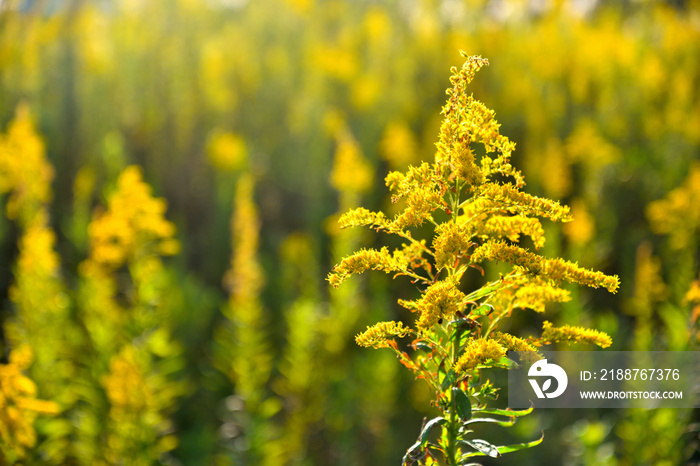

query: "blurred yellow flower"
left=88, top=165, right=179, bottom=268
left=563, top=198, right=595, bottom=245
left=206, top=129, right=248, bottom=172
left=311, top=44, right=359, bottom=82
left=0, top=104, right=54, bottom=224
left=363, top=6, right=391, bottom=43
left=0, top=346, right=59, bottom=461
left=351, top=74, right=382, bottom=110
left=380, top=120, right=419, bottom=169
left=330, top=132, right=374, bottom=194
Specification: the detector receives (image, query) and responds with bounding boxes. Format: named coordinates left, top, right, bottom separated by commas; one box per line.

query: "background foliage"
left=0, top=0, right=699, bottom=464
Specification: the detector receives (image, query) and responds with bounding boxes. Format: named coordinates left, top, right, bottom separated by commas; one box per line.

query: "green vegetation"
left=0, top=0, right=699, bottom=464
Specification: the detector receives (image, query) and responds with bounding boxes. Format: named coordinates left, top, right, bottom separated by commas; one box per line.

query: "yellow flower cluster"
left=0, top=346, right=59, bottom=460
left=437, top=54, right=504, bottom=187
left=454, top=338, right=506, bottom=374
left=472, top=240, right=620, bottom=293
left=355, top=321, right=413, bottom=349
left=471, top=182, right=573, bottom=223
left=0, top=104, right=54, bottom=225
left=539, top=321, right=612, bottom=348
left=328, top=247, right=400, bottom=288
left=490, top=275, right=571, bottom=315
left=432, top=222, right=473, bottom=270
left=404, top=279, right=467, bottom=330
left=338, top=207, right=392, bottom=233
left=493, top=332, right=538, bottom=353
left=330, top=241, right=431, bottom=289
left=88, top=165, right=180, bottom=268
left=385, top=162, right=446, bottom=228
left=511, top=281, right=571, bottom=314
left=476, top=215, right=545, bottom=249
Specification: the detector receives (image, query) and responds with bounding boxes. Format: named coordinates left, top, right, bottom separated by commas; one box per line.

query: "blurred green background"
left=0, top=0, right=699, bottom=464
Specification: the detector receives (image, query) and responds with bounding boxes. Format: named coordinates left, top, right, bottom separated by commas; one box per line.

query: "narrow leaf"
left=438, top=360, right=457, bottom=391
left=496, top=432, right=544, bottom=454
left=462, top=417, right=516, bottom=427
left=402, top=441, right=421, bottom=465
left=452, top=387, right=471, bottom=422
left=420, top=417, right=447, bottom=449
left=461, top=439, right=500, bottom=458
left=459, top=432, right=544, bottom=460
left=474, top=403, right=533, bottom=418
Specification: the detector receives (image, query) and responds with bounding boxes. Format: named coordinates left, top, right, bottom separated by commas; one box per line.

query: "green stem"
left=445, top=325, right=459, bottom=465
left=446, top=402, right=458, bottom=465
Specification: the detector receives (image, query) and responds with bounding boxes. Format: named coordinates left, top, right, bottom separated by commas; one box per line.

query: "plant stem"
left=446, top=403, right=458, bottom=465
left=445, top=323, right=459, bottom=466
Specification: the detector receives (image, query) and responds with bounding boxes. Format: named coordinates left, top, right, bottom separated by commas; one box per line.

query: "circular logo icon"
left=528, top=359, right=568, bottom=399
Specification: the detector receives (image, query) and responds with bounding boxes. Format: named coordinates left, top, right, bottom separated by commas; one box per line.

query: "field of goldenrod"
left=1, top=0, right=699, bottom=464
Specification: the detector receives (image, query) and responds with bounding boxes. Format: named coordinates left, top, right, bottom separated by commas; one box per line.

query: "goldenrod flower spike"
left=472, top=240, right=620, bottom=293
left=539, top=321, right=613, bottom=349
left=338, top=207, right=392, bottom=231
left=454, top=339, right=506, bottom=373
left=356, top=321, right=414, bottom=349
left=328, top=54, right=619, bottom=463
left=493, top=332, right=539, bottom=353
left=328, top=247, right=402, bottom=288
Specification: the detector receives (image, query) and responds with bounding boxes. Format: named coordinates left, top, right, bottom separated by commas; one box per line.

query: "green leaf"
left=459, top=432, right=545, bottom=460
left=402, top=441, right=422, bottom=465
left=470, top=303, right=494, bottom=317
left=461, top=439, right=500, bottom=458
left=438, top=360, right=457, bottom=391
left=496, top=432, right=544, bottom=454
left=474, top=403, right=533, bottom=418
left=464, top=280, right=502, bottom=302
left=420, top=417, right=447, bottom=449
left=452, top=387, right=471, bottom=422
left=462, top=417, right=516, bottom=427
